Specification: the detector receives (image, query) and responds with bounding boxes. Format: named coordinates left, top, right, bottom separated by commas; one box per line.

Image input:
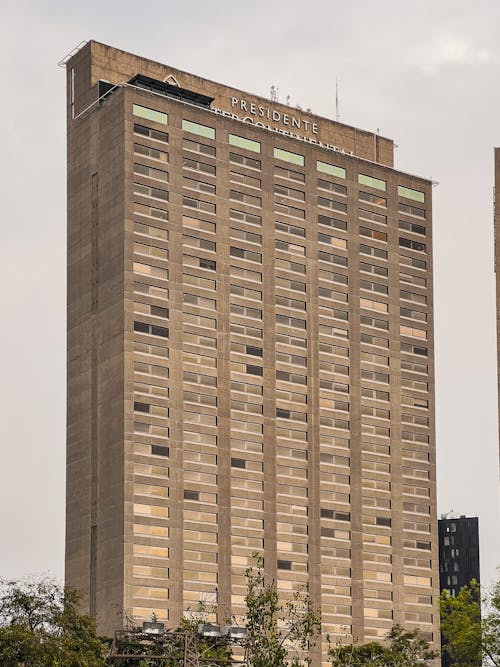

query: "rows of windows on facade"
left=130, top=106, right=431, bottom=631
left=66, top=47, right=437, bottom=664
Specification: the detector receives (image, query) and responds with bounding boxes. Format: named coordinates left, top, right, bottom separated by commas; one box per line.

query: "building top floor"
left=66, top=40, right=395, bottom=168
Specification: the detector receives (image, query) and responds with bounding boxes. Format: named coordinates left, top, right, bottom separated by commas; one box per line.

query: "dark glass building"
left=438, top=515, right=480, bottom=666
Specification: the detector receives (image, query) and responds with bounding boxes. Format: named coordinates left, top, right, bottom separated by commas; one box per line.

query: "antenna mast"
left=336, top=78, right=340, bottom=122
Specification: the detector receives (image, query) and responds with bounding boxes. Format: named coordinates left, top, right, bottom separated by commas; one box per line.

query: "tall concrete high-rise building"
left=64, top=41, right=439, bottom=662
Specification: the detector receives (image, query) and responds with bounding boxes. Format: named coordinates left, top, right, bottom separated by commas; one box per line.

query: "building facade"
left=438, top=516, right=480, bottom=597
left=438, top=515, right=480, bottom=666
left=65, top=41, right=439, bottom=662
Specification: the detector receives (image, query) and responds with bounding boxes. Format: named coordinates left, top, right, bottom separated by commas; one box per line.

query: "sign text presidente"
left=230, top=97, right=318, bottom=135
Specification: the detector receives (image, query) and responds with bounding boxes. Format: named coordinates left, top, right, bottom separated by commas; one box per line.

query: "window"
left=400, top=255, right=426, bottom=270
left=230, top=190, right=261, bottom=208
left=358, top=173, right=386, bottom=191
left=182, top=119, right=215, bottom=139
left=318, top=197, right=347, bottom=214
left=275, top=183, right=305, bottom=201
left=400, top=203, right=425, bottom=219
left=360, top=227, right=387, bottom=242
left=183, top=158, right=216, bottom=176
left=229, top=209, right=262, bottom=227
left=134, top=143, right=168, bottom=163
left=229, top=134, right=261, bottom=153
left=276, top=239, right=305, bottom=256
left=317, top=160, right=346, bottom=179
left=133, top=104, right=168, bottom=125
left=399, top=237, right=426, bottom=252
left=134, top=321, right=169, bottom=338
left=274, top=147, right=304, bottom=166
left=229, top=152, right=261, bottom=169
left=151, top=445, right=169, bottom=457
left=275, top=165, right=305, bottom=182
left=134, top=163, right=168, bottom=182
left=318, top=251, right=347, bottom=267
left=246, top=364, right=263, bottom=376
left=318, top=214, right=347, bottom=232
left=183, top=138, right=216, bottom=157
left=360, top=280, right=388, bottom=295
left=376, top=516, right=392, bottom=527
left=399, top=220, right=426, bottom=236
left=275, top=221, right=305, bottom=238
left=134, top=183, right=168, bottom=202
left=275, top=202, right=305, bottom=219
left=184, top=176, right=215, bottom=195
left=230, top=227, right=262, bottom=245
left=183, top=196, right=215, bottom=214
left=183, top=235, right=216, bottom=252
left=360, top=245, right=387, bottom=260
left=399, top=185, right=425, bottom=203
left=231, top=170, right=261, bottom=189
left=230, top=246, right=262, bottom=263
left=230, top=284, right=262, bottom=300
left=134, top=123, right=169, bottom=144
left=277, top=560, right=292, bottom=570
left=318, top=179, right=347, bottom=196
left=359, top=208, right=387, bottom=225
left=359, top=191, right=387, bottom=207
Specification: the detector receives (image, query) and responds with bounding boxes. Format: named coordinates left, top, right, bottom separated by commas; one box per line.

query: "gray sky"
left=1, top=0, right=499, bottom=589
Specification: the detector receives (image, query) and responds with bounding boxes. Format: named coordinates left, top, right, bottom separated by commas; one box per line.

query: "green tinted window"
left=133, top=104, right=168, bottom=125
left=182, top=119, right=215, bottom=140
left=229, top=134, right=261, bottom=153
left=274, top=147, right=304, bottom=167
left=398, top=185, right=425, bottom=203
left=358, top=173, right=386, bottom=191
left=317, top=160, right=346, bottom=179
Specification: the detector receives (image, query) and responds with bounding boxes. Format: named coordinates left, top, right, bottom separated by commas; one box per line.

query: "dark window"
left=321, top=508, right=335, bottom=519
left=399, top=237, right=426, bottom=252
left=134, top=402, right=149, bottom=413
left=134, top=123, right=169, bottom=143
left=376, top=516, right=392, bottom=527
left=134, top=321, right=149, bottom=333
left=151, top=445, right=169, bottom=457
left=184, top=489, right=200, bottom=500
left=246, top=346, right=263, bottom=357
left=277, top=560, right=292, bottom=570
left=276, top=408, right=291, bottom=419
left=134, top=321, right=168, bottom=338
left=246, top=364, right=263, bottom=376
left=151, top=325, right=169, bottom=338
left=231, top=458, right=246, bottom=469
left=416, top=541, right=431, bottom=550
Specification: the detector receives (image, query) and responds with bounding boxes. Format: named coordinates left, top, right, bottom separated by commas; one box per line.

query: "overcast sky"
left=1, top=0, right=499, bottom=590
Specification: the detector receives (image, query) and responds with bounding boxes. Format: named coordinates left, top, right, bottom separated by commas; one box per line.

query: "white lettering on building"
left=230, top=97, right=318, bottom=135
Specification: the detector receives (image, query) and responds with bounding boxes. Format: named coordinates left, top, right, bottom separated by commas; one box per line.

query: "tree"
left=439, top=579, right=482, bottom=666
left=243, top=554, right=321, bottom=667
left=440, top=578, right=500, bottom=667
left=0, top=577, right=106, bottom=667
left=328, top=624, right=438, bottom=666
